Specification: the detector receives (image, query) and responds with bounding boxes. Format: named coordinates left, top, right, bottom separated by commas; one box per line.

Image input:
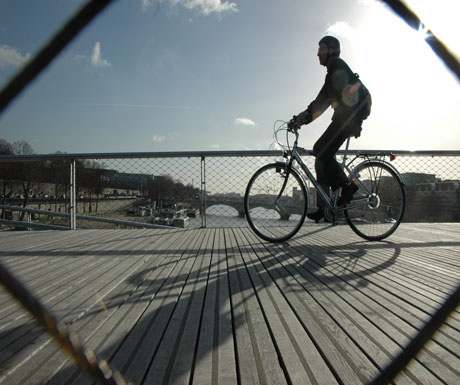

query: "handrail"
left=0, top=150, right=282, bottom=162
left=0, top=204, right=173, bottom=230
left=0, top=219, right=68, bottom=231
left=1, top=149, right=460, bottom=162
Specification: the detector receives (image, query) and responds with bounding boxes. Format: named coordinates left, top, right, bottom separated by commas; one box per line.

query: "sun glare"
left=405, top=0, right=460, bottom=57
left=345, top=0, right=460, bottom=149
left=416, top=23, right=430, bottom=42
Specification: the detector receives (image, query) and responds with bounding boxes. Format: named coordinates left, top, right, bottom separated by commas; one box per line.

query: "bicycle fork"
left=273, top=161, right=293, bottom=218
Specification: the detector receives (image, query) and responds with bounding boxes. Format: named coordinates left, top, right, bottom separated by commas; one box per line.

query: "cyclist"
left=288, top=35, right=362, bottom=222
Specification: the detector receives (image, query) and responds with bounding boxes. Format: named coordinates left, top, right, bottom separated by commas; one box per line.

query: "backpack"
left=353, top=73, right=372, bottom=120
left=342, top=73, right=372, bottom=120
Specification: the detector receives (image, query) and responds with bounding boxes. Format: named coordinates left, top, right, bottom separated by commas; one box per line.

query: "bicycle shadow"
left=239, top=225, right=401, bottom=292
left=279, top=237, right=399, bottom=289
left=3, top=227, right=460, bottom=384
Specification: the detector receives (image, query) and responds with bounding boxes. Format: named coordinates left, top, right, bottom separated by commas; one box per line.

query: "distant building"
left=101, top=169, right=153, bottom=184
left=404, top=175, right=460, bottom=222
left=293, top=186, right=317, bottom=208
left=213, top=192, right=242, bottom=198
left=401, top=173, right=438, bottom=185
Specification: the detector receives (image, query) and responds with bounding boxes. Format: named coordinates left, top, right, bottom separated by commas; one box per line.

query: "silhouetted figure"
left=289, top=36, right=370, bottom=222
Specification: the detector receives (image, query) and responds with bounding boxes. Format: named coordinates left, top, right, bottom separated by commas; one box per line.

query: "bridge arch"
left=206, top=204, right=244, bottom=218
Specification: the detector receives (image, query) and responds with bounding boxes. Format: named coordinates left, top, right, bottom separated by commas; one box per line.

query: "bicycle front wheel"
left=244, top=163, right=308, bottom=242
left=345, top=161, right=405, bottom=241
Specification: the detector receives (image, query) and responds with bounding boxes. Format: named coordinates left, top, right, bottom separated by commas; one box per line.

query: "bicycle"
left=244, top=121, right=405, bottom=243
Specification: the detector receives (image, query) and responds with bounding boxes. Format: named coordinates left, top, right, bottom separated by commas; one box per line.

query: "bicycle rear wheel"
left=345, top=161, right=405, bottom=241
left=244, top=163, right=308, bottom=242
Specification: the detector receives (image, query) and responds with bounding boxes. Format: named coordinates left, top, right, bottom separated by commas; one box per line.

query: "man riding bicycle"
left=288, top=35, right=366, bottom=222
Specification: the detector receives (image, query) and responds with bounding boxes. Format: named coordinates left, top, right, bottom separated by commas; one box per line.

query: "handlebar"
left=272, top=120, right=299, bottom=153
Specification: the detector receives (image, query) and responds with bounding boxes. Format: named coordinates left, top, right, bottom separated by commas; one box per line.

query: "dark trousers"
left=312, top=120, right=355, bottom=206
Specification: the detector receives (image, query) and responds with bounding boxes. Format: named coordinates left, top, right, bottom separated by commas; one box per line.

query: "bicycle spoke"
left=245, top=164, right=307, bottom=242
left=346, top=161, right=405, bottom=240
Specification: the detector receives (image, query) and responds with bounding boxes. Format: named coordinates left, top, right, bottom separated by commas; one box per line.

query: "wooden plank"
left=286, top=226, right=460, bottom=384
left=141, top=229, right=210, bottom=385
left=0, top=232, right=105, bottom=286
left=0, top=230, right=124, bottom=316
left=166, top=229, right=216, bottom=385
left=1, top=229, right=175, bottom=384
left=242, top=227, right=377, bottom=384
left=258, top=230, right=438, bottom=384
left=0, top=224, right=459, bottom=385
left=224, top=227, right=265, bottom=385
left=134, top=231, right=209, bottom=384
left=225, top=228, right=288, bottom=385
left=104, top=229, right=206, bottom=385
left=0, top=231, right=140, bottom=375
left=234, top=227, right=340, bottom=385
left=192, top=228, right=239, bottom=385
left=192, top=229, right=221, bottom=385
left=0, top=229, right=111, bottom=256
left=0, top=229, right=77, bottom=251
left=44, top=229, right=191, bottom=385
left=215, top=228, right=238, bottom=385
left=0, top=230, right=121, bottom=283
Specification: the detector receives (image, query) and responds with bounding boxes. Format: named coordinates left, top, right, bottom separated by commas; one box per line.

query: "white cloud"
left=73, top=54, right=87, bottom=63
left=210, top=144, right=221, bottom=149
left=234, top=117, right=256, bottom=127
left=0, top=45, right=31, bottom=68
left=152, top=135, right=166, bottom=143
left=91, top=42, right=111, bottom=68
left=168, top=0, right=237, bottom=15
left=327, top=21, right=359, bottom=43
left=141, top=0, right=153, bottom=11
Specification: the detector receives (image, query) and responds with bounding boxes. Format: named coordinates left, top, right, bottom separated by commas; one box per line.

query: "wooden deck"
left=1, top=223, right=460, bottom=385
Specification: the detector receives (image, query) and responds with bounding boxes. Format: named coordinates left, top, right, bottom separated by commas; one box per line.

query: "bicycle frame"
left=282, top=130, right=401, bottom=214
left=245, top=122, right=406, bottom=242
left=284, top=132, right=350, bottom=212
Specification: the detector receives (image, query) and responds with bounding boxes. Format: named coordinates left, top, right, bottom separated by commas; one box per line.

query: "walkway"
left=1, top=223, right=460, bottom=384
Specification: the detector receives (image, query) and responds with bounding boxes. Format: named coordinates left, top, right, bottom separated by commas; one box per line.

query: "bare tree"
left=0, top=139, right=14, bottom=218
left=11, top=140, right=37, bottom=220
left=78, top=160, right=106, bottom=214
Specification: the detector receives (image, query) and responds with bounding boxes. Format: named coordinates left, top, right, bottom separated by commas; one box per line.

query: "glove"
left=287, top=115, right=300, bottom=132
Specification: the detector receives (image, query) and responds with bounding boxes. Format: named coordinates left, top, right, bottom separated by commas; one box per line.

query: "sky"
left=0, top=0, right=459, bottom=155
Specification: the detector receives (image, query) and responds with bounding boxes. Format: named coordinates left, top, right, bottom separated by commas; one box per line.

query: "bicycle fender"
left=352, top=159, right=405, bottom=185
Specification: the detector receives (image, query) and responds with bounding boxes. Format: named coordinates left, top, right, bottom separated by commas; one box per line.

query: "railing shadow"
left=1, top=227, right=460, bottom=384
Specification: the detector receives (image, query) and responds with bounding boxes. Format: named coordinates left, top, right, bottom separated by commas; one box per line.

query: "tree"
left=78, top=160, right=106, bottom=213
left=147, top=174, right=200, bottom=205
left=12, top=140, right=34, bottom=156
left=0, top=139, right=14, bottom=218
left=11, top=140, right=36, bottom=220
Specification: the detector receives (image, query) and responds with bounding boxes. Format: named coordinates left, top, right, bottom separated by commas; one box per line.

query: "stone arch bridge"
left=162, top=196, right=303, bottom=220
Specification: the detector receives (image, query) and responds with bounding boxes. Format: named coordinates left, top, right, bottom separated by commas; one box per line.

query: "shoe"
left=307, top=208, right=324, bottom=223
left=337, top=182, right=359, bottom=206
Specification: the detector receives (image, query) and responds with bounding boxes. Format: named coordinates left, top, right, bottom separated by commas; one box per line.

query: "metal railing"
left=1, top=148, right=459, bottom=230
left=0, top=1, right=459, bottom=384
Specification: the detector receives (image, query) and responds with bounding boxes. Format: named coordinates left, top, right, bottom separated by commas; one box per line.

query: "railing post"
left=70, top=159, right=76, bottom=230
left=201, top=156, right=206, bottom=228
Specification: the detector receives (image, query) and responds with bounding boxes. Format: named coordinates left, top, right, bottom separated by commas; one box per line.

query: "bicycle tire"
left=345, top=161, right=405, bottom=241
left=244, top=163, right=308, bottom=242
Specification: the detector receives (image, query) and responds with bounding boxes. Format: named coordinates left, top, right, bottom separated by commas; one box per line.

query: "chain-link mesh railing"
left=1, top=150, right=459, bottom=230
left=1, top=1, right=460, bottom=383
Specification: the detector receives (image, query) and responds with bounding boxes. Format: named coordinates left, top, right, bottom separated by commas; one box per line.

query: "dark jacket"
left=306, top=56, right=363, bottom=134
